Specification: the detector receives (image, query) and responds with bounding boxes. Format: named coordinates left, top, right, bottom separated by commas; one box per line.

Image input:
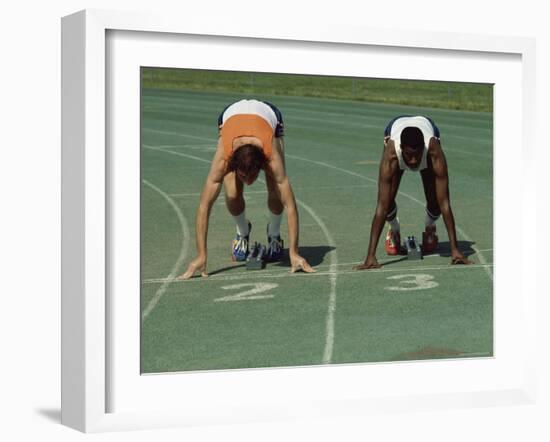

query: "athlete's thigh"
left=420, top=167, right=438, bottom=207
left=223, top=171, right=243, bottom=199
left=263, top=168, right=282, bottom=201
left=390, top=169, right=404, bottom=203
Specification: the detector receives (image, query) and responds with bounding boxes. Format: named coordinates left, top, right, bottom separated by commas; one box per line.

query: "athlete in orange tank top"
left=179, top=99, right=315, bottom=279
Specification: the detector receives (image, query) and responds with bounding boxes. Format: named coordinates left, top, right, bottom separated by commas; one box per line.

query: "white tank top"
left=389, top=116, right=436, bottom=171
left=221, top=99, right=278, bottom=130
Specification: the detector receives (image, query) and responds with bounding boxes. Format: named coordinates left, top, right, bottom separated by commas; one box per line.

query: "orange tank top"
left=220, top=114, right=274, bottom=161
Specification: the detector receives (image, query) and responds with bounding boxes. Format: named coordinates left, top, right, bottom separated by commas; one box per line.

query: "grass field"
left=142, top=68, right=493, bottom=112
left=140, top=79, right=493, bottom=374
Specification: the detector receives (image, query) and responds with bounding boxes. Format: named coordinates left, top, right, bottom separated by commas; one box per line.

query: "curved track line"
left=286, top=153, right=493, bottom=282
left=141, top=179, right=191, bottom=322
left=294, top=200, right=338, bottom=364
left=146, top=144, right=340, bottom=363
left=252, top=179, right=339, bottom=364
left=143, top=128, right=216, bottom=143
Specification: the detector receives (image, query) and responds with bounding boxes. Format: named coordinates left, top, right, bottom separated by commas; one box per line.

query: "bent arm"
left=275, top=175, right=300, bottom=256
left=429, top=138, right=460, bottom=255
left=195, top=178, right=222, bottom=258
left=267, top=139, right=314, bottom=273
left=194, top=141, right=227, bottom=259
left=179, top=140, right=227, bottom=279
left=365, top=156, right=395, bottom=262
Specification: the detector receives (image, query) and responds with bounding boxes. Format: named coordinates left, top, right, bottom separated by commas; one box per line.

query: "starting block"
left=246, top=242, right=267, bottom=270
left=404, top=236, right=422, bottom=260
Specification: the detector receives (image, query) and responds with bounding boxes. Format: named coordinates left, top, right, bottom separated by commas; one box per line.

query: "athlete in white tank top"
left=388, top=116, right=438, bottom=171
left=354, top=115, right=473, bottom=270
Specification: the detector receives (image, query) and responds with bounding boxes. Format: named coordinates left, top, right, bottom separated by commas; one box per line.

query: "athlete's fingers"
left=299, top=260, right=316, bottom=273
left=353, top=262, right=382, bottom=270
left=178, top=262, right=207, bottom=280
left=290, top=262, right=301, bottom=273
left=178, top=264, right=196, bottom=280
left=450, top=257, right=473, bottom=265
left=290, top=258, right=315, bottom=274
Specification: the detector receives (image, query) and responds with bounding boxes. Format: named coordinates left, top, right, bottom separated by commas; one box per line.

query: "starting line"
left=142, top=262, right=494, bottom=285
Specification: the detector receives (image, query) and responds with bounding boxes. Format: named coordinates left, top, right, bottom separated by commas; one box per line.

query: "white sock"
left=388, top=216, right=400, bottom=232
left=233, top=211, right=250, bottom=236
left=267, top=211, right=283, bottom=237
left=425, top=210, right=439, bottom=228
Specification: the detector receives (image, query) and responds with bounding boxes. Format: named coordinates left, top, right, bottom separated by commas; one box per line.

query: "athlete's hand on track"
left=353, top=256, right=382, bottom=270
left=450, top=252, right=473, bottom=265
left=290, top=253, right=316, bottom=274
left=178, top=255, right=208, bottom=280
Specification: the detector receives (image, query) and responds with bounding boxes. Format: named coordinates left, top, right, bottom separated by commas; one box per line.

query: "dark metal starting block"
left=404, top=236, right=422, bottom=260
left=246, top=242, right=267, bottom=270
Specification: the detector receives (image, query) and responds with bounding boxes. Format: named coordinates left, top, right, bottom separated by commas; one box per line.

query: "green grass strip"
left=142, top=68, right=493, bottom=112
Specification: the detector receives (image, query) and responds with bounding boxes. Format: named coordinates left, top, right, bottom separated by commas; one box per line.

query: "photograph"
left=139, top=68, right=494, bottom=374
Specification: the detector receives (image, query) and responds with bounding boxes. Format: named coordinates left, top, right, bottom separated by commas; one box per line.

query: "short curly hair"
left=227, top=144, right=267, bottom=178
left=400, top=126, right=425, bottom=150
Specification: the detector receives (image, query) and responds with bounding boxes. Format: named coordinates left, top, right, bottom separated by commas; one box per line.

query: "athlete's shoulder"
left=381, top=138, right=398, bottom=169
left=427, top=136, right=443, bottom=154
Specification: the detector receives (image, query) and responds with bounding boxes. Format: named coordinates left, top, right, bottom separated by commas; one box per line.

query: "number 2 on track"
left=214, top=283, right=278, bottom=302
left=385, top=274, right=438, bottom=291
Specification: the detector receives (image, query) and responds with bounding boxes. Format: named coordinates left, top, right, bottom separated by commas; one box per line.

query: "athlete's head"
left=400, top=126, right=425, bottom=170
left=228, top=144, right=267, bottom=185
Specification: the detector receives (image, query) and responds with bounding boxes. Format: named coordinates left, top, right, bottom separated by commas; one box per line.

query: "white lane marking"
left=289, top=114, right=379, bottom=129
left=150, top=144, right=215, bottom=150
left=214, top=283, right=278, bottom=302
left=255, top=176, right=339, bottom=364
left=455, top=227, right=493, bottom=281
left=142, top=127, right=217, bottom=143
left=143, top=263, right=494, bottom=285
left=287, top=153, right=493, bottom=282
left=168, top=184, right=373, bottom=199
left=146, top=144, right=340, bottom=364
left=287, top=116, right=491, bottom=156
left=142, top=119, right=490, bottom=159
left=143, top=144, right=212, bottom=165
left=385, top=274, right=439, bottom=291
left=141, top=180, right=190, bottom=322
left=169, top=189, right=267, bottom=198
left=141, top=255, right=493, bottom=281
left=295, top=200, right=338, bottom=364
left=158, top=145, right=216, bottom=151
left=145, top=142, right=492, bottom=362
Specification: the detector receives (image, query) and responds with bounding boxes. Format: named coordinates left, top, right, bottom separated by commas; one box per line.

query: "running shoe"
left=385, top=228, right=402, bottom=255
left=422, top=225, right=438, bottom=254
left=266, top=224, right=284, bottom=262
left=231, top=222, right=252, bottom=261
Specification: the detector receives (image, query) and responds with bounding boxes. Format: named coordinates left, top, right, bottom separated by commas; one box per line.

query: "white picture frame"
left=61, top=9, right=538, bottom=433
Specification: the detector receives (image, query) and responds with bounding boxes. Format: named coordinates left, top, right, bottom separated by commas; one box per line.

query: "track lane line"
left=286, top=153, right=493, bottom=282
left=143, top=263, right=494, bottom=285
left=141, top=179, right=191, bottom=322
left=145, top=143, right=340, bottom=364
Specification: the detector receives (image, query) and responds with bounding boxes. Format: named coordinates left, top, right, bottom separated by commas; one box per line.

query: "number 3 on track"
left=385, top=274, right=438, bottom=291
left=214, top=282, right=278, bottom=302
